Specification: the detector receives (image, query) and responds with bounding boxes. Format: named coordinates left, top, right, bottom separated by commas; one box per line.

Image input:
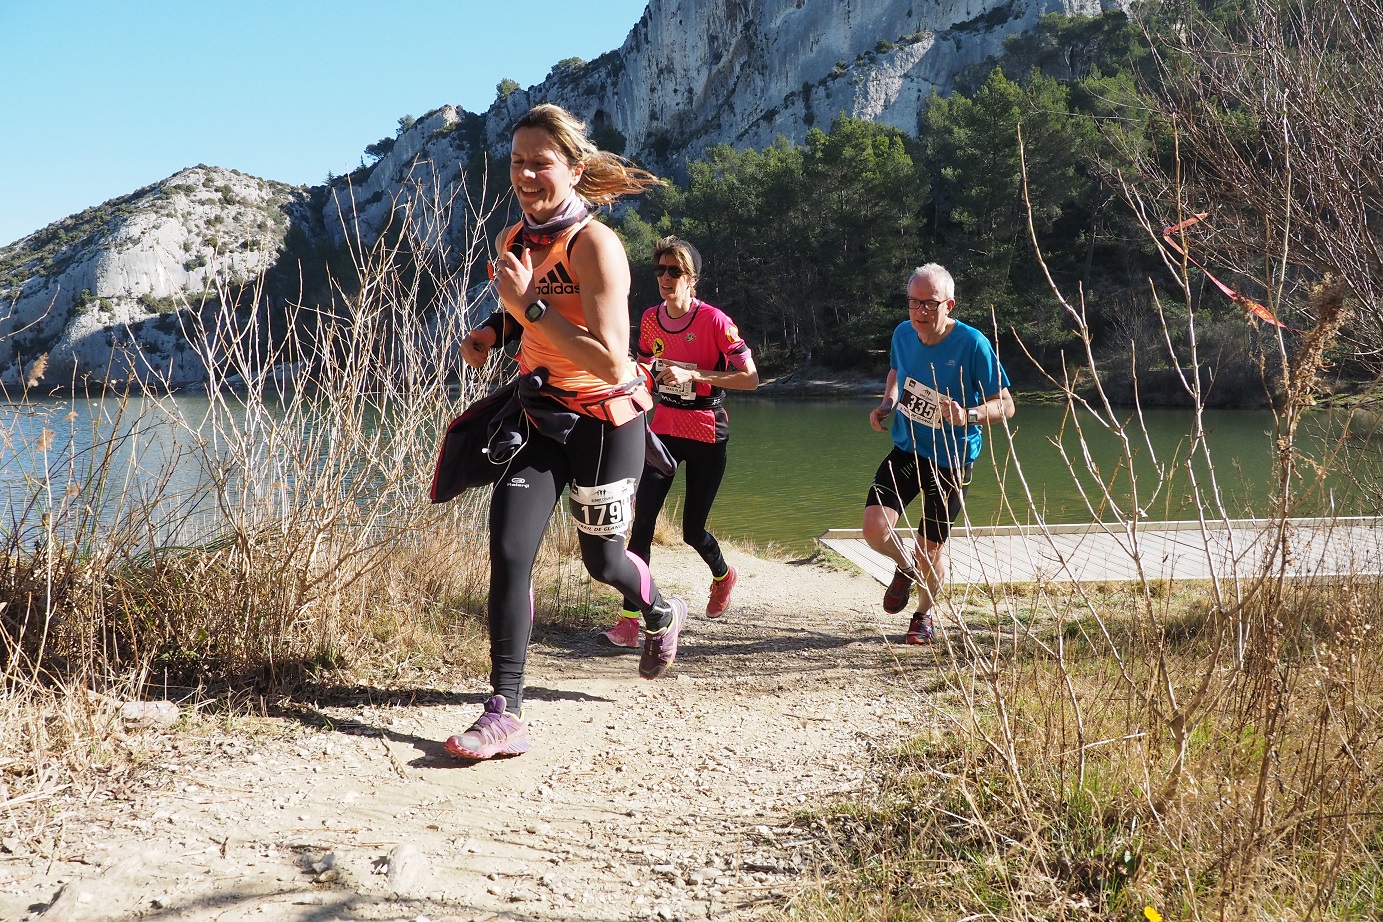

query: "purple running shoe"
left=639, top=598, right=687, bottom=680
left=445, top=695, right=529, bottom=760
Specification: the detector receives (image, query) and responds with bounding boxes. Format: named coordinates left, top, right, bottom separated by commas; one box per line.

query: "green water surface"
left=686, top=399, right=1370, bottom=553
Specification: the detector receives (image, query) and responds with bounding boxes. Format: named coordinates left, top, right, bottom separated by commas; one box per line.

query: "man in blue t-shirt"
left=863, top=263, right=1015, bottom=644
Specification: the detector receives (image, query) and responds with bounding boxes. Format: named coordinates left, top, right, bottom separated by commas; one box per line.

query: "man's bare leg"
left=863, top=505, right=915, bottom=570
left=913, top=537, right=947, bottom=615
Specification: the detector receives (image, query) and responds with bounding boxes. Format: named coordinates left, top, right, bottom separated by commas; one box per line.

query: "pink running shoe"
left=445, top=695, right=529, bottom=760
left=706, top=565, right=738, bottom=618
left=598, top=615, right=642, bottom=649
left=639, top=598, right=687, bottom=680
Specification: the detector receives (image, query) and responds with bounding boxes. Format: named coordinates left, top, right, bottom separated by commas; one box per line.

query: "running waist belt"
left=533, top=366, right=654, bottom=427
left=656, top=390, right=724, bottom=410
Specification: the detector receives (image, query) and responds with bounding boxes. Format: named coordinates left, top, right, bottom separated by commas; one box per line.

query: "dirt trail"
left=1, top=547, right=943, bottom=922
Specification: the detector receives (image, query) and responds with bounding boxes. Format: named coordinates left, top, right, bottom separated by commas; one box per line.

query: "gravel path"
left=1, top=546, right=946, bottom=921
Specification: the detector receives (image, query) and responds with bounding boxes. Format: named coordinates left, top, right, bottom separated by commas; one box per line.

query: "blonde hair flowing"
left=514, top=103, right=664, bottom=205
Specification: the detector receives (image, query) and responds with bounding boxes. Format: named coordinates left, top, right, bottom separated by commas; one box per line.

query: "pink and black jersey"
left=637, top=299, right=753, bottom=443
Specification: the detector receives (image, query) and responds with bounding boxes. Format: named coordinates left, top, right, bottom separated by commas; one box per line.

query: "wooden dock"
left=818, top=517, right=1383, bottom=587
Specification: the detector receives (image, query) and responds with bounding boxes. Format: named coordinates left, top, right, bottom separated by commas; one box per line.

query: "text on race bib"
left=898, top=376, right=946, bottom=429
left=568, top=478, right=637, bottom=536
left=653, top=359, right=696, bottom=401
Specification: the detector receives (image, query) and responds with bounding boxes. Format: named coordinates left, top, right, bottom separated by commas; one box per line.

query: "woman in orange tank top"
left=445, top=104, right=687, bottom=761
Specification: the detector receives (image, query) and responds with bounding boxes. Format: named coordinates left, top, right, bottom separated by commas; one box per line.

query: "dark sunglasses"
left=654, top=265, right=688, bottom=279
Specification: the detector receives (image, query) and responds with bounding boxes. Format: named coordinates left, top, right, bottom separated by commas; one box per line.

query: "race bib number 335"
left=898, top=376, right=945, bottom=429
left=568, top=478, right=637, bottom=536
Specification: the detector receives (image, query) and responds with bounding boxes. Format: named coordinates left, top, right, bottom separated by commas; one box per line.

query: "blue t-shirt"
left=889, top=319, right=1009, bottom=467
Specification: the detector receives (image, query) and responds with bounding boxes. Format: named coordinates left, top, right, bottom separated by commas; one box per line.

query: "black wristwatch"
left=524, top=299, right=549, bottom=323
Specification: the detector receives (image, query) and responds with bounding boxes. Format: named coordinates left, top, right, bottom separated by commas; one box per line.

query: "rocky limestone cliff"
left=320, top=107, right=469, bottom=248
left=329, top=0, right=1118, bottom=245
left=0, top=167, right=313, bottom=392
left=494, top=0, right=1118, bottom=163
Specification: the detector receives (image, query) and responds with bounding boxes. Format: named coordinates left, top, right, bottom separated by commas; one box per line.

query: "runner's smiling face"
left=510, top=126, right=583, bottom=223
left=906, top=275, right=954, bottom=342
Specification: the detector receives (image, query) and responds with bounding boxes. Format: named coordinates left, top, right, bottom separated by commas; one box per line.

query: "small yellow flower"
left=1144, top=908, right=1163, bottom=922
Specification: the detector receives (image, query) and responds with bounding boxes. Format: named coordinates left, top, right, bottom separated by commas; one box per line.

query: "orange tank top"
left=506, top=218, right=638, bottom=398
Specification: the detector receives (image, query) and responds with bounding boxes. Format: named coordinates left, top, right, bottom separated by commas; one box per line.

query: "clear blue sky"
left=0, top=0, right=649, bottom=247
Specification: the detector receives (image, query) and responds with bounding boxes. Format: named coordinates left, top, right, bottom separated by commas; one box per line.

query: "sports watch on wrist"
left=967, top=407, right=980, bottom=425
left=524, top=299, right=549, bottom=323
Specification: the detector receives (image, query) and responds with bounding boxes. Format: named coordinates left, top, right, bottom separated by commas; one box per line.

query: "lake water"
left=1, top=394, right=1372, bottom=554
left=700, top=398, right=1372, bottom=553
left=0, top=395, right=222, bottom=547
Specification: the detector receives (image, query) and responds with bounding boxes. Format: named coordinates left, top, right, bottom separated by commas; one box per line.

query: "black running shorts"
left=864, top=446, right=971, bottom=544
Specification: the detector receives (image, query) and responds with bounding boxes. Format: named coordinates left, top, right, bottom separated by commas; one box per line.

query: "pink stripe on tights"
left=625, top=551, right=653, bottom=606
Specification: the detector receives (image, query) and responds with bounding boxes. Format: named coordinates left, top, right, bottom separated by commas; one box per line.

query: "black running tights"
left=622, top=435, right=729, bottom=612
left=487, top=414, right=669, bottom=714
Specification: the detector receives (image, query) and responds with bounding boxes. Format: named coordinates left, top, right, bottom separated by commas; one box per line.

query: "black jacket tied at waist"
left=429, top=368, right=674, bottom=504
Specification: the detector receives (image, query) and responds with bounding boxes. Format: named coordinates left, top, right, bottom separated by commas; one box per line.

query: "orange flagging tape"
left=1161, top=213, right=1296, bottom=331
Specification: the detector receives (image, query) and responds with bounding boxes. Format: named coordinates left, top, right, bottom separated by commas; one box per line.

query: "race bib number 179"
left=568, top=478, right=637, bottom=536
left=898, top=376, right=945, bottom=429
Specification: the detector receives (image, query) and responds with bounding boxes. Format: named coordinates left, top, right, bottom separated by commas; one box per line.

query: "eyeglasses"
left=654, top=265, right=687, bottom=279
left=907, top=298, right=947, bottom=312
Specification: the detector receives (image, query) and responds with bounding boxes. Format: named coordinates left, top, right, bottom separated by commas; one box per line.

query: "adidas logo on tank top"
left=536, top=264, right=580, bottom=296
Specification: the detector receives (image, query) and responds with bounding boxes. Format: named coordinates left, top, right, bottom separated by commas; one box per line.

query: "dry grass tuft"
left=788, top=574, right=1383, bottom=921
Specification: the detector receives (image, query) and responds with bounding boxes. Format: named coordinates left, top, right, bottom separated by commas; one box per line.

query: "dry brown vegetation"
left=790, top=566, right=1382, bottom=919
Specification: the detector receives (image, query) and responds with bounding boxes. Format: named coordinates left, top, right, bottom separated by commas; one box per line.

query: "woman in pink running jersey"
left=599, top=237, right=758, bottom=649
